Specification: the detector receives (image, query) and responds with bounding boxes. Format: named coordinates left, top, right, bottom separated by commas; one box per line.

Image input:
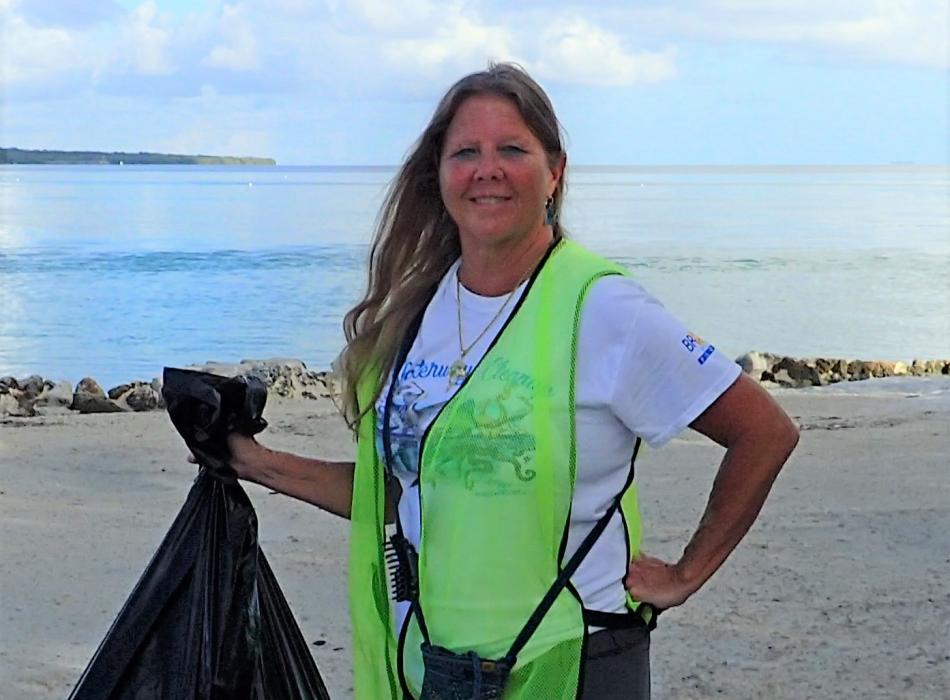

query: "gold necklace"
left=447, top=266, right=529, bottom=389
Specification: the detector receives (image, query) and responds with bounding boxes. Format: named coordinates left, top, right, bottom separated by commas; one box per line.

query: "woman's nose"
left=474, top=154, right=503, bottom=181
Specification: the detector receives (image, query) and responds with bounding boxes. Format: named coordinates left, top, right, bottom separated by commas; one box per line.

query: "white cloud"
left=340, top=0, right=446, bottom=34
left=535, top=18, right=678, bottom=86
left=119, top=1, right=174, bottom=75
left=0, top=11, right=82, bottom=85
left=202, top=3, right=259, bottom=71
left=806, top=2, right=946, bottom=69
left=639, top=0, right=948, bottom=69
left=380, top=15, right=518, bottom=80
left=2, top=0, right=945, bottom=102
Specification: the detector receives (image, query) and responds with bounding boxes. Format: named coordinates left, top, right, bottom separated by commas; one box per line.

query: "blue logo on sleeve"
left=682, top=332, right=715, bottom=365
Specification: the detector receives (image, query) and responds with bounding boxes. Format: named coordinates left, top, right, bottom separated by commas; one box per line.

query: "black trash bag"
left=68, top=367, right=331, bottom=700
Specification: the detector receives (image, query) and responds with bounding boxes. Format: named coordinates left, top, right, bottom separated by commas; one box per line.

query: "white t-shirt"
left=375, top=257, right=740, bottom=618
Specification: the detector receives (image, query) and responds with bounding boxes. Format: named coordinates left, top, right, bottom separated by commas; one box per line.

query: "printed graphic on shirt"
left=681, top=331, right=716, bottom=365
left=400, top=359, right=457, bottom=382
left=377, top=357, right=537, bottom=495
left=384, top=379, right=426, bottom=475
left=429, top=381, right=536, bottom=495
left=376, top=363, right=451, bottom=479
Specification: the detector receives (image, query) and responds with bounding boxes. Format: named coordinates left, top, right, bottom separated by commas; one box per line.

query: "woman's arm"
left=625, top=373, right=799, bottom=608
left=227, top=433, right=356, bottom=519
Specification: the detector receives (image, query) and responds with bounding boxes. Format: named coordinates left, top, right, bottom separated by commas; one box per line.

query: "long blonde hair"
left=338, top=63, right=567, bottom=428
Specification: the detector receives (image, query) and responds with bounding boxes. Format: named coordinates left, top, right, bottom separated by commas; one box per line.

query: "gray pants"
left=579, top=626, right=651, bottom=699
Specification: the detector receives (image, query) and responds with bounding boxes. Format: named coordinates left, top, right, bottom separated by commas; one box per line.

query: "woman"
left=226, top=63, right=799, bottom=699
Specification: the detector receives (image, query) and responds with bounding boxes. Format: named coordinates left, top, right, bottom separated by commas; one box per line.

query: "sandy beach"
left=2, top=377, right=948, bottom=699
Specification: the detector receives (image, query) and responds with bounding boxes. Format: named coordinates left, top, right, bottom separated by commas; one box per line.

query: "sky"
left=1, top=0, right=948, bottom=165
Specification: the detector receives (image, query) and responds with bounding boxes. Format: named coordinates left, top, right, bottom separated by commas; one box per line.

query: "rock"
left=0, top=389, right=36, bottom=417
left=106, top=380, right=162, bottom=412
left=35, top=380, right=74, bottom=408
left=771, top=369, right=800, bottom=388
left=847, top=361, right=872, bottom=381
left=0, top=376, right=18, bottom=392
left=72, top=376, right=124, bottom=412
left=107, top=383, right=132, bottom=400
left=314, top=371, right=342, bottom=399
left=185, top=358, right=340, bottom=403
left=0, top=392, right=21, bottom=416
left=71, top=393, right=124, bottom=413
left=773, top=357, right=822, bottom=386
left=125, top=384, right=160, bottom=412
left=76, top=377, right=105, bottom=397
left=736, top=352, right=777, bottom=379
left=20, top=374, right=46, bottom=399
left=731, top=354, right=946, bottom=387
left=151, top=377, right=165, bottom=407
left=773, top=356, right=795, bottom=372
left=865, top=361, right=895, bottom=378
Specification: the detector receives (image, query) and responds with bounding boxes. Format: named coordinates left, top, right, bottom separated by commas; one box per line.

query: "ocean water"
left=1, top=164, right=948, bottom=389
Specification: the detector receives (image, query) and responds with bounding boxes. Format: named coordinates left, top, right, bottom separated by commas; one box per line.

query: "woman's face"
left=439, top=94, right=563, bottom=253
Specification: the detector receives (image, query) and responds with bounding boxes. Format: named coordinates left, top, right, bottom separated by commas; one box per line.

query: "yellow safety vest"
left=349, top=240, right=647, bottom=698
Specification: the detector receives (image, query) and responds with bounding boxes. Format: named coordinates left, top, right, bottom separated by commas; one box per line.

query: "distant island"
left=1, top=147, right=276, bottom=165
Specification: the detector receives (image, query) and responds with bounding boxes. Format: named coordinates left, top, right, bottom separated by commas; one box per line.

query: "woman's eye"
left=452, top=147, right=476, bottom=158
left=502, top=145, right=526, bottom=154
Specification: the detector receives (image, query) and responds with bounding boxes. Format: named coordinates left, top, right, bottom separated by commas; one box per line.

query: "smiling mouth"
left=469, top=196, right=511, bottom=204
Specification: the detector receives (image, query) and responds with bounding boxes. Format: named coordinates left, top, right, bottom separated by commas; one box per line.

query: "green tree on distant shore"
left=0, top=148, right=276, bottom=165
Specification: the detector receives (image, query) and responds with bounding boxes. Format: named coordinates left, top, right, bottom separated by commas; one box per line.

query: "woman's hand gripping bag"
left=68, top=368, right=331, bottom=700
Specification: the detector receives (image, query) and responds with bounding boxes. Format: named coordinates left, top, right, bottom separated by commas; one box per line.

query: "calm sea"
left=1, top=164, right=948, bottom=389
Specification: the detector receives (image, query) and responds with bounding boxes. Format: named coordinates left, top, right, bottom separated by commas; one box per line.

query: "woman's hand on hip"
left=625, top=552, right=695, bottom=610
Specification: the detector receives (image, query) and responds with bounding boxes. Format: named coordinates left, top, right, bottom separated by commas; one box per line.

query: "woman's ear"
left=550, top=153, right=567, bottom=193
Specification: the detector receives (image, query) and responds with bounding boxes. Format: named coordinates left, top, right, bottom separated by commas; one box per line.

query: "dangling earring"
left=544, top=196, right=556, bottom=226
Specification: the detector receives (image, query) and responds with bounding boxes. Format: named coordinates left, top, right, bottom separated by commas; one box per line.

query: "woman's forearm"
left=235, top=441, right=355, bottom=519
left=676, top=413, right=799, bottom=592
left=625, top=376, right=800, bottom=610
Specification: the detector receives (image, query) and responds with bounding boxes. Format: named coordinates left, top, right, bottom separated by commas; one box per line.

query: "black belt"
left=583, top=602, right=661, bottom=631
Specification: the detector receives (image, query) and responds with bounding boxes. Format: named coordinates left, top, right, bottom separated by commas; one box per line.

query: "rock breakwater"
left=0, top=359, right=339, bottom=418
left=3, top=354, right=948, bottom=418
left=736, top=352, right=950, bottom=388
